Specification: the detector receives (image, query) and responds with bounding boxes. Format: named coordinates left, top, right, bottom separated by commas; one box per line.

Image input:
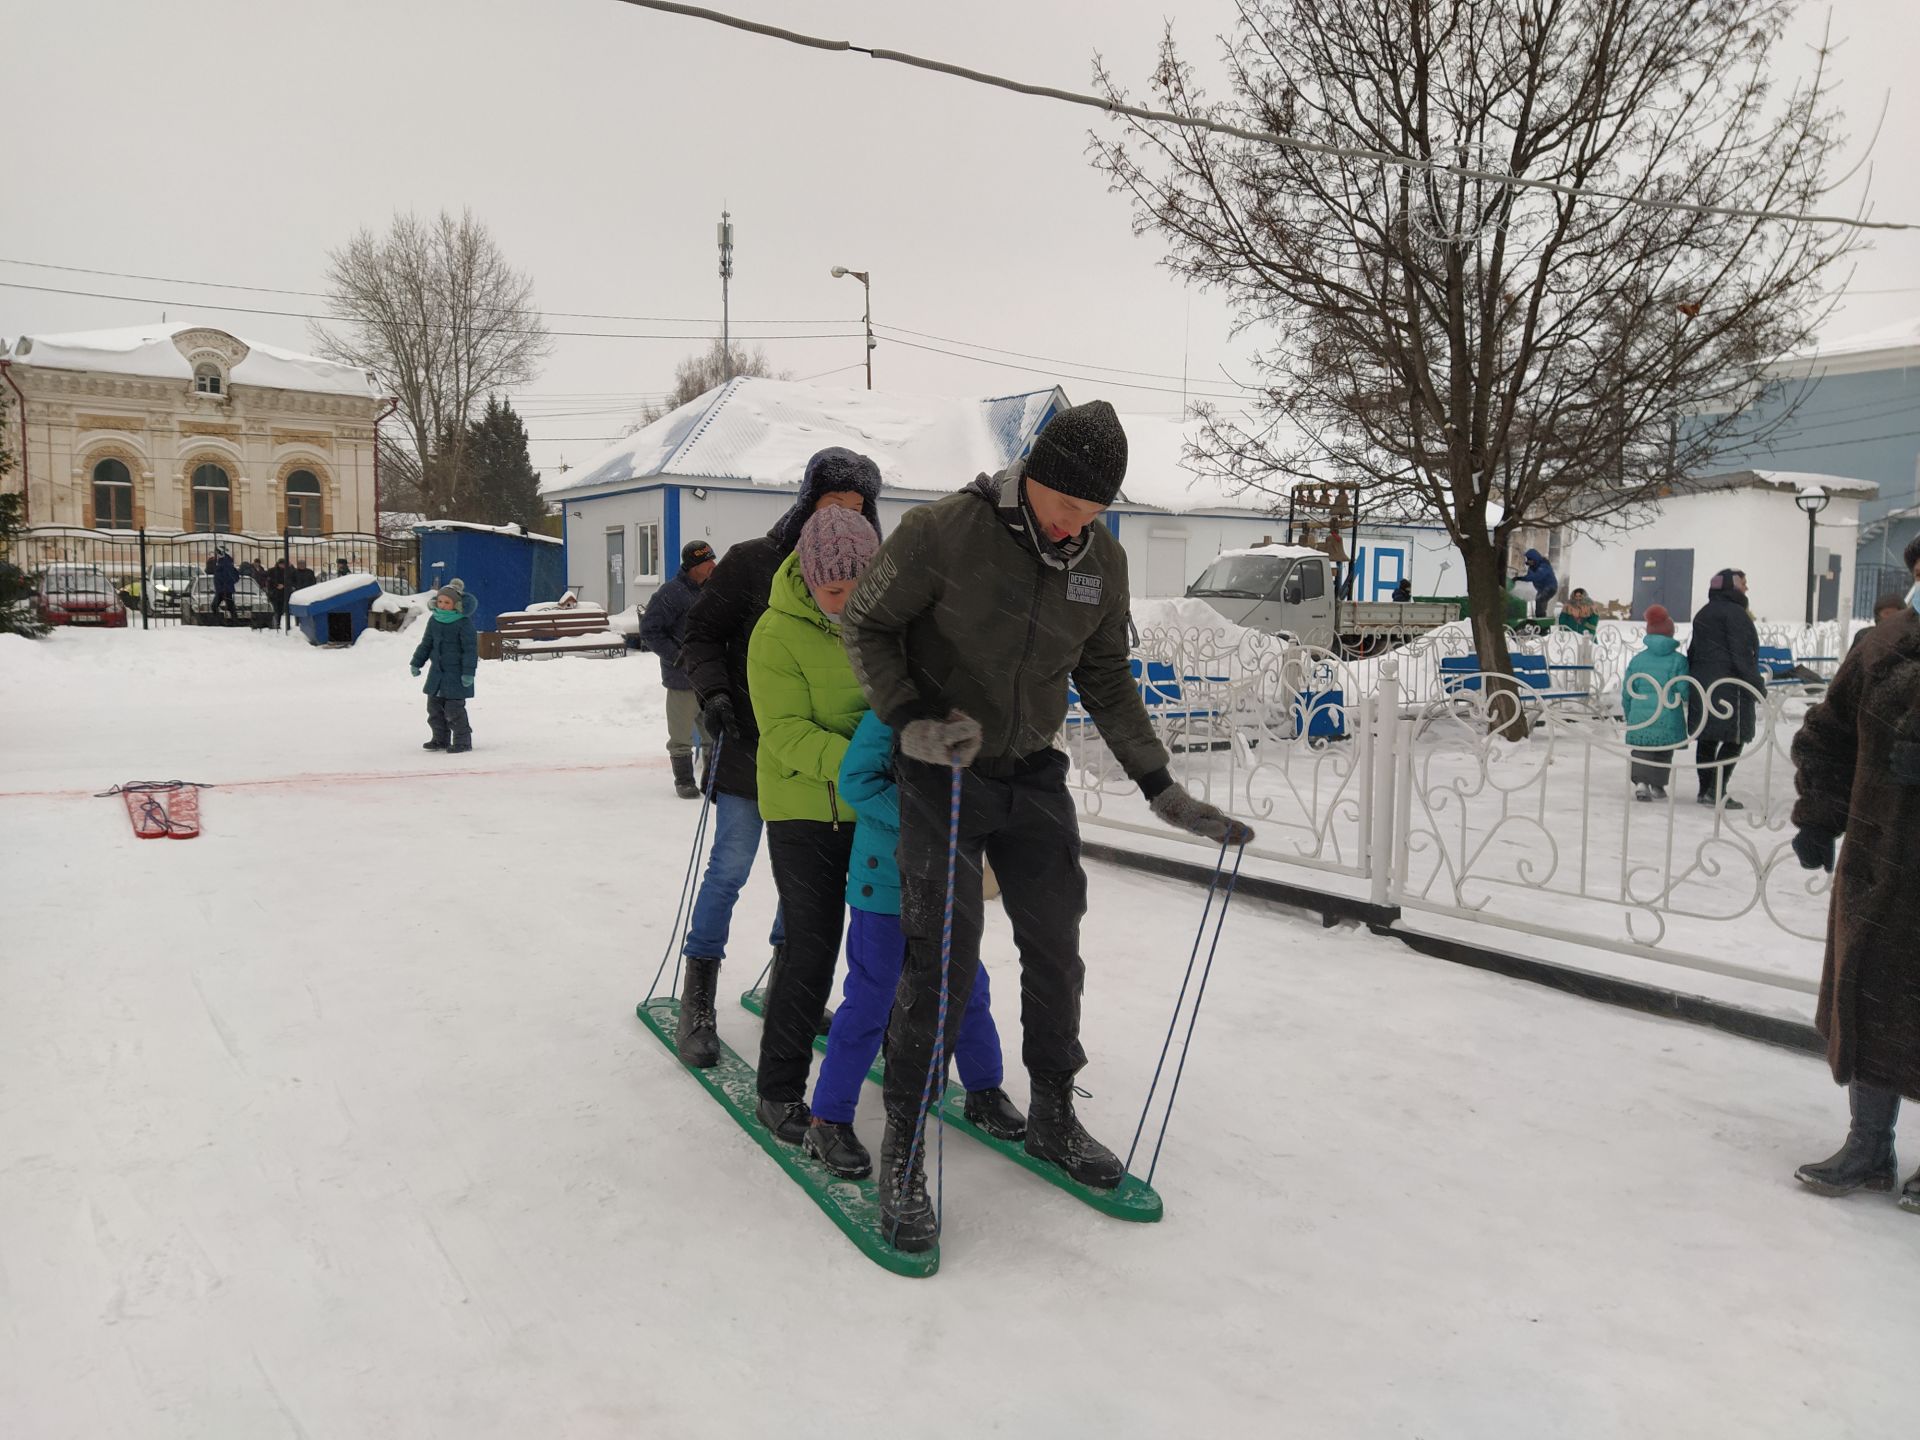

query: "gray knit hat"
left=1026, top=400, right=1129, bottom=505
left=796, top=506, right=879, bottom=590
left=436, top=577, right=466, bottom=602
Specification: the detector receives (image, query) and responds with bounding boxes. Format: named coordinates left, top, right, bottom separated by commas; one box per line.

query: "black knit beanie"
left=1026, top=401, right=1128, bottom=505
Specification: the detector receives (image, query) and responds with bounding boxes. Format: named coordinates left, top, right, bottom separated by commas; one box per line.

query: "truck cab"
left=1187, top=546, right=1338, bottom=647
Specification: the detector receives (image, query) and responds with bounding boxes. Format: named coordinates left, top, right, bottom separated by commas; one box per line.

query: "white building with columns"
left=1, top=323, right=385, bottom=536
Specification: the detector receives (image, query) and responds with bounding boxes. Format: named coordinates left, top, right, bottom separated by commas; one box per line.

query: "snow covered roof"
left=1775, top=312, right=1920, bottom=378
left=412, top=520, right=562, bottom=547
left=3, top=323, right=379, bottom=399
left=1680, top=468, right=1880, bottom=499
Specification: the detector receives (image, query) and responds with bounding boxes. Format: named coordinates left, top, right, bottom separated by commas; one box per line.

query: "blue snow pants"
left=809, top=907, right=1004, bottom=1125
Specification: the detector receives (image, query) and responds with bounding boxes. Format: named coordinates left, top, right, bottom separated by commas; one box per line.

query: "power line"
left=0, top=280, right=859, bottom=343
left=612, top=0, right=1918, bottom=233
left=873, top=322, right=1248, bottom=387
left=879, top=333, right=1248, bottom=400
left=0, top=256, right=845, bottom=326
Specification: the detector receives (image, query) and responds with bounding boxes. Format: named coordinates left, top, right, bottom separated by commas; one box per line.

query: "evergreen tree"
left=0, top=425, right=48, bottom=638
left=460, top=396, right=548, bottom=529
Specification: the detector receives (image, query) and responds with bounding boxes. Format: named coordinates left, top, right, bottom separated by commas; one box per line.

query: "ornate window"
left=286, top=469, right=323, bottom=534
left=192, top=463, right=232, bottom=532
left=92, top=458, right=135, bottom=530
left=193, top=361, right=224, bottom=395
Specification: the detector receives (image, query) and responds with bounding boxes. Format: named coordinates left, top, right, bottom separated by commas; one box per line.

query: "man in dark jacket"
left=841, top=399, right=1255, bottom=1251
left=208, top=548, right=240, bottom=623
left=1789, top=533, right=1920, bottom=1210
left=640, top=539, right=717, bottom=799
left=670, top=447, right=884, bottom=1067
left=1514, top=548, right=1558, bottom=619
left=1687, top=567, right=1764, bottom=808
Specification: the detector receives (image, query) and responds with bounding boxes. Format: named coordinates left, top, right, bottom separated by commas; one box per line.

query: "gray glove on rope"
left=900, top=710, right=984, bottom=767
left=1151, top=782, right=1256, bottom=846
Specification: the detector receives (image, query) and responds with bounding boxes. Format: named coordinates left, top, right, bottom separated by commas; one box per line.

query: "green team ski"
left=739, top=987, right=1163, bottom=1223
left=636, top=997, right=939, bottom=1278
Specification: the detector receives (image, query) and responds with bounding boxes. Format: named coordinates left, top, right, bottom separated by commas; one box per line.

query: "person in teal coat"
left=1621, top=603, right=1689, bottom=800
left=410, top=579, right=478, bottom=753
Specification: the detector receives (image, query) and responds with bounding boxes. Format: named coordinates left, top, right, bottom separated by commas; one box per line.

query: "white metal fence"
left=1068, top=617, right=1844, bottom=996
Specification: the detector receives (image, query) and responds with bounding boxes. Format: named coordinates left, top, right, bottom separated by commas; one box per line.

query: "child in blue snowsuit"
left=801, top=710, right=1027, bottom=1179
left=410, top=580, right=478, bottom=752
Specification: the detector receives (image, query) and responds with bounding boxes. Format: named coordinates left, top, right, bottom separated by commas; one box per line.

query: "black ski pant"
left=884, top=749, right=1088, bottom=1118
left=1696, top=738, right=1742, bottom=798
left=427, top=694, right=471, bottom=746
left=758, top=819, right=854, bottom=1103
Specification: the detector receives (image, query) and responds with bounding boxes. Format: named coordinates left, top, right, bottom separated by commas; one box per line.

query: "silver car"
left=181, top=574, right=275, bottom=626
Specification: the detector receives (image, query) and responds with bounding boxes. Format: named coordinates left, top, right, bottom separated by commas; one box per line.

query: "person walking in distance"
left=841, top=399, right=1256, bottom=1251
left=641, top=540, right=718, bottom=799
left=1687, top=567, right=1764, bottom=809
left=1789, top=533, right=1920, bottom=1212
left=671, top=447, right=884, bottom=1068
left=1621, top=604, right=1688, bottom=801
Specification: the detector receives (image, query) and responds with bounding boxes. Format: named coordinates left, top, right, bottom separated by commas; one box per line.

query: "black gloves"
left=1791, top=827, right=1836, bottom=873
left=701, top=692, right=741, bottom=741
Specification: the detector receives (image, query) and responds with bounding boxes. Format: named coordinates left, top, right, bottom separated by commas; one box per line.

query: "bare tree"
left=314, top=210, right=552, bottom=519
left=634, top=339, right=790, bottom=427
left=1093, top=0, right=1860, bottom=723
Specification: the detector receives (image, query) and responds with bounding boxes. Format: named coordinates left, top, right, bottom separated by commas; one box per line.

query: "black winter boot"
left=671, top=753, right=699, bottom=800
left=1901, top=1167, right=1920, bottom=1215
left=674, top=956, right=722, bottom=1069
left=1025, top=1071, right=1124, bottom=1189
left=964, top=1086, right=1028, bottom=1141
left=755, top=1096, right=811, bottom=1144
left=878, top=1108, right=939, bottom=1253
left=1795, top=1084, right=1900, bottom=1196
left=804, top=1119, right=872, bottom=1179
left=422, top=737, right=449, bottom=751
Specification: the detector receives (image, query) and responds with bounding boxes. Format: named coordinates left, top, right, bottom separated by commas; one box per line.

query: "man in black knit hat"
left=842, top=398, right=1255, bottom=1250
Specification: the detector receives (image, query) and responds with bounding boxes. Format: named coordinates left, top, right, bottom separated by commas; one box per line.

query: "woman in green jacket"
left=745, top=505, right=882, bottom=1144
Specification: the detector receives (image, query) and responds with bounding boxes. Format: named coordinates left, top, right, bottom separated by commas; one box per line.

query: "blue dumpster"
left=289, top=574, right=382, bottom=646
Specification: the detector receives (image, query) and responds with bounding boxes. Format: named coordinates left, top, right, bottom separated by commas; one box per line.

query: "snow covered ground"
left=2, top=626, right=1914, bottom=1439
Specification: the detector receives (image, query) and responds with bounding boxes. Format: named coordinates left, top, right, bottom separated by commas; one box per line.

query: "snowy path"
left=1, top=629, right=1914, bottom=1438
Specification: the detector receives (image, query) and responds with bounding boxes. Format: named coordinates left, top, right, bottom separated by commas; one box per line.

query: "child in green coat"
left=1621, top=604, right=1689, bottom=800
left=410, top=580, right=478, bottom=752
left=744, top=506, right=882, bottom=1148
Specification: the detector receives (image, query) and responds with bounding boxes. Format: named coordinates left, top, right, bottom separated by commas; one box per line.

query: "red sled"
left=111, top=782, right=204, bottom=840
left=164, top=784, right=201, bottom=840
left=122, top=788, right=171, bottom=839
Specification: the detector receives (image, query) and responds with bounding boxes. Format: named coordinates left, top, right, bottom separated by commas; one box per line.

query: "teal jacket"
left=1621, top=635, right=1689, bottom=748
left=837, top=711, right=901, bottom=914
left=411, top=591, right=479, bottom=699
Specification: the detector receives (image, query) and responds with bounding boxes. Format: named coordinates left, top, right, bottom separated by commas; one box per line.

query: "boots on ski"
left=964, top=1086, right=1028, bottom=1142
left=1795, top=1083, right=1900, bottom=1196
left=877, top=1108, right=938, bottom=1253
left=755, top=1096, right=811, bottom=1145
left=671, top=753, right=699, bottom=800
left=1025, top=1071, right=1124, bottom=1189
left=674, top=956, right=722, bottom=1069
left=422, top=736, right=449, bottom=751
left=804, top=1119, right=872, bottom=1179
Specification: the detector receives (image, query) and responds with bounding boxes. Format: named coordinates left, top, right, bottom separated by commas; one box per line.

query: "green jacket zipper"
left=827, top=780, right=841, bottom=831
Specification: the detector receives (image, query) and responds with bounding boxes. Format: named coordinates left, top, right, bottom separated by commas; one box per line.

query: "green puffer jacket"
left=746, top=553, right=870, bottom=823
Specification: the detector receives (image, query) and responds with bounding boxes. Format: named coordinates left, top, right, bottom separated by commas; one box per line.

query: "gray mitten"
left=899, top=710, right=984, bottom=766
left=1150, top=782, right=1256, bottom=846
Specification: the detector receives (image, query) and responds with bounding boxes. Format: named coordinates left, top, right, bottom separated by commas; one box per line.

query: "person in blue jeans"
left=802, top=710, right=1028, bottom=1178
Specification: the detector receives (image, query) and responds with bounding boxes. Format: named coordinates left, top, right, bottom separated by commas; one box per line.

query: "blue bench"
left=1439, top=653, right=1590, bottom=703
left=1759, top=645, right=1835, bottom=688
left=1066, top=660, right=1232, bottom=740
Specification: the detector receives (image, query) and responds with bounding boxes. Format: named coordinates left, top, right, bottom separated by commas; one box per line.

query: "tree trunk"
left=1463, top=536, right=1528, bottom=738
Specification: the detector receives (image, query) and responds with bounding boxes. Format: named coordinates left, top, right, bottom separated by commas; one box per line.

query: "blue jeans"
left=810, top=907, right=1004, bottom=1125
left=684, top=792, right=785, bottom=961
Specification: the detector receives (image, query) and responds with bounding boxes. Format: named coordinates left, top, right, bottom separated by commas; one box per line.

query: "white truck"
left=1187, top=544, right=1454, bottom=656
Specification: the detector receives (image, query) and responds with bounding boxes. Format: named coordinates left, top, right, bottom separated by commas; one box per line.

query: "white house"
left=1, top=322, right=384, bottom=537
left=1553, top=469, right=1876, bottom=624
left=545, top=378, right=1468, bottom=614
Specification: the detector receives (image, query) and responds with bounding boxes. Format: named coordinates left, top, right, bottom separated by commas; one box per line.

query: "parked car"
left=181, top=574, right=275, bottom=627
left=37, top=572, right=128, bottom=628
left=143, top=563, right=201, bottom=615
left=377, top=574, right=414, bottom=595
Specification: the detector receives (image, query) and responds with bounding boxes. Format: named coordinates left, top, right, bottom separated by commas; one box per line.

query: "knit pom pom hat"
left=796, top=506, right=880, bottom=591
left=1643, top=603, right=1674, bottom=636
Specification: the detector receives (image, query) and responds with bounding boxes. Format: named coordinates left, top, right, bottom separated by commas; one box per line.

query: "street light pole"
left=830, top=266, right=873, bottom=389
left=1796, top=485, right=1831, bottom=625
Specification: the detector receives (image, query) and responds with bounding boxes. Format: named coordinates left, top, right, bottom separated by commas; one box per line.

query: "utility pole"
left=830, top=266, right=873, bottom=389
left=718, top=210, right=735, bottom=382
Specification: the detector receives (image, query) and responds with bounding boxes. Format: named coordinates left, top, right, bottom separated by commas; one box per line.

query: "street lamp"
left=1796, top=485, right=1831, bottom=625
left=830, top=266, right=874, bottom=389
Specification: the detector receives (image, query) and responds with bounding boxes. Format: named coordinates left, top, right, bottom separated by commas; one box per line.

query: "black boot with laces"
left=674, top=956, right=721, bottom=1069
left=804, top=1119, right=872, bottom=1179
left=963, top=1086, right=1028, bottom=1142
left=1024, top=1071, right=1124, bottom=1189
left=877, top=1108, right=938, bottom=1253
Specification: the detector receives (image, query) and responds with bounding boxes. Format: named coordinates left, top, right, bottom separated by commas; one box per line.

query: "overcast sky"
left=4, top=0, right=1914, bottom=475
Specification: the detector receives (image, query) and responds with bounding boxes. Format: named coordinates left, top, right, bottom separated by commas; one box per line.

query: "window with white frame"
left=635, top=521, right=662, bottom=580
left=193, top=361, right=225, bottom=395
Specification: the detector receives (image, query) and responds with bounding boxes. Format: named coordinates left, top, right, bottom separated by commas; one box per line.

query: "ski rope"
left=644, top=736, right=721, bottom=1005
left=1125, top=837, right=1247, bottom=1186
left=97, top=780, right=214, bottom=838
left=894, top=757, right=962, bottom=1246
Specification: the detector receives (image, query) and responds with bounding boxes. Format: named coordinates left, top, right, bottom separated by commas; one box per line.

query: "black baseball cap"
left=682, top=540, right=716, bottom=567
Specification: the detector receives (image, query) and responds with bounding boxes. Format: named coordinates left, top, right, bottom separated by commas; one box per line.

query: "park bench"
left=1759, top=644, right=1833, bottom=689
left=1439, top=653, right=1592, bottom=706
left=495, top=603, right=628, bottom=660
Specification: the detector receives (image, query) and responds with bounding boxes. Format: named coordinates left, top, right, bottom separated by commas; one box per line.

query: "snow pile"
left=5, top=322, right=378, bottom=398
left=412, top=520, right=562, bottom=546
left=289, top=572, right=381, bottom=607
